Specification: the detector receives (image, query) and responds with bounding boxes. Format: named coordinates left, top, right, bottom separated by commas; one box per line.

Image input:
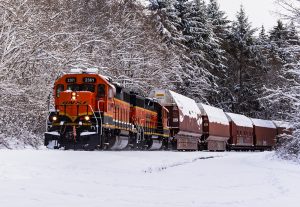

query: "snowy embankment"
left=0, top=150, right=299, bottom=207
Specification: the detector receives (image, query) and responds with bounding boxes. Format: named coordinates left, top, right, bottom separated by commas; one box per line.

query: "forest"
left=0, top=0, right=299, bottom=160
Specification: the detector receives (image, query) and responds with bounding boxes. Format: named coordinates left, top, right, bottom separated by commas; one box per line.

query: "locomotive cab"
left=45, top=69, right=116, bottom=150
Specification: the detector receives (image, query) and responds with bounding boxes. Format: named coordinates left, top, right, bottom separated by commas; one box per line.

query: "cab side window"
left=97, top=84, right=105, bottom=98
left=56, top=84, right=64, bottom=97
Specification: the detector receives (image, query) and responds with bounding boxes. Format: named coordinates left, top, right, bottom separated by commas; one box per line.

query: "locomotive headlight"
left=84, top=116, right=90, bottom=121
left=71, top=92, right=76, bottom=101
left=52, top=116, right=58, bottom=121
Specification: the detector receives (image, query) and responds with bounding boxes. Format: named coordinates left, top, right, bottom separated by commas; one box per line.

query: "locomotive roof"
left=251, top=118, right=276, bottom=129
left=198, top=103, right=229, bottom=125
left=225, top=112, right=253, bottom=128
left=57, top=72, right=116, bottom=90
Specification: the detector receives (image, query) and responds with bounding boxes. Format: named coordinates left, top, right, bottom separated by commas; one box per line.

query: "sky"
left=210, top=0, right=283, bottom=31
left=139, top=0, right=286, bottom=32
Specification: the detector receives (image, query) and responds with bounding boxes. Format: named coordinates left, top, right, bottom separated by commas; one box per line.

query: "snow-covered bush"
left=276, top=121, right=300, bottom=162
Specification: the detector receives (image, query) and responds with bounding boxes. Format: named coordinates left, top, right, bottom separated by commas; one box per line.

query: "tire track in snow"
left=143, top=156, right=218, bottom=173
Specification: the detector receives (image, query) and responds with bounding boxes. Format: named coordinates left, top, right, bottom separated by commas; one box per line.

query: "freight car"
left=251, top=118, right=277, bottom=151
left=197, top=103, right=230, bottom=151
left=225, top=112, right=254, bottom=150
left=45, top=69, right=290, bottom=151
left=149, top=89, right=202, bottom=150
left=273, top=121, right=292, bottom=136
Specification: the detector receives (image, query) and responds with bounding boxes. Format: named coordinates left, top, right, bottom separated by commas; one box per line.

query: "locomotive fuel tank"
left=149, top=89, right=202, bottom=150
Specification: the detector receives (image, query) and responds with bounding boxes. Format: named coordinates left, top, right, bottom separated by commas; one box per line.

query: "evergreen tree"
left=179, top=0, right=215, bottom=101
left=273, top=0, right=300, bottom=162
left=222, top=6, right=263, bottom=115
left=149, top=0, right=186, bottom=49
left=149, top=0, right=215, bottom=101
left=258, top=25, right=268, bottom=43
left=259, top=20, right=300, bottom=121
left=270, top=20, right=289, bottom=48
left=286, top=21, right=299, bottom=46
left=205, top=0, right=230, bottom=107
left=206, top=0, right=230, bottom=39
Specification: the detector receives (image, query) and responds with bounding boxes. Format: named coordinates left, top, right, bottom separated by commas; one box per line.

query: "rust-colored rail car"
left=273, top=121, right=292, bottom=135
left=149, top=89, right=202, bottom=150
left=225, top=112, right=254, bottom=150
left=251, top=118, right=277, bottom=150
left=272, top=120, right=292, bottom=146
left=197, top=104, right=230, bottom=151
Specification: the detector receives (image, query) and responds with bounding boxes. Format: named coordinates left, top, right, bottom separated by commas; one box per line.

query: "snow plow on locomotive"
left=45, top=69, right=291, bottom=151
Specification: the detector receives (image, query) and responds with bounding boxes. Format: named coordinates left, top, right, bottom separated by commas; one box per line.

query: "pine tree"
left=270, top=20, right=289, bottom=48
left=205, top=0, right=230, bottom=107
left=149, top=0, right=186, bottom=49
left=260, top=20, right=300, bottom=121
left=177, top=0, right=213, bottom=101
left=258, top=25, right=268, bottom=43
left=206, top=0, right=230, bottom=38
left=149, top=0, right=214, bottom=101
left=222, top=5, right=264, bottom=115
left=273, top=0, right=300, bottom=162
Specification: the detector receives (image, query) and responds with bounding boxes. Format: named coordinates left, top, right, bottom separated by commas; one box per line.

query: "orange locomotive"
left=45, top=69, right=169, bottom=150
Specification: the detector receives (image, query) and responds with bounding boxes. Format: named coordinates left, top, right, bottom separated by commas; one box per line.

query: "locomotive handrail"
left=45, top=92, right=54, bottom=132
left=97, top=101, right=103, bottom=136
left=88, top=104, right=99, bottom=135
left=45, top=111, right=50, bottom=132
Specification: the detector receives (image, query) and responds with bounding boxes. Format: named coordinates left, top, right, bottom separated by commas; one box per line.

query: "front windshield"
left=67, top=84, right=95, bottom=92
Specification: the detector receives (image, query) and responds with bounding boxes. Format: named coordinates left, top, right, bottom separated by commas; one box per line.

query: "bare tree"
left=275, top=0, right=300, bottom=25
left=0, top=0, right=182, bottom=148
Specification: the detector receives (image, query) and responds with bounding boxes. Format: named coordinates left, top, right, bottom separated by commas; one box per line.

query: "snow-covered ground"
left=0, top=150, right=299, bottom=207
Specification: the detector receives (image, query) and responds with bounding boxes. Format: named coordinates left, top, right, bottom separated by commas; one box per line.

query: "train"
left=44, top=68, right=291, bottom=151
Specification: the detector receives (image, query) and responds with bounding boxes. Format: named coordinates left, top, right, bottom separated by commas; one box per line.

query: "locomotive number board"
left=66, top=77, right=76, bottom=83
left=83, top=77, right=96, bottom=83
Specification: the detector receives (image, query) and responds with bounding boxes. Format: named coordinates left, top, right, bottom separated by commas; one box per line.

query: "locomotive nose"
left=58, top=91, right=95, bottom=122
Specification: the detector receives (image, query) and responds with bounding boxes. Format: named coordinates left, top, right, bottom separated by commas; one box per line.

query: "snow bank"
left=226, top=112, right=253, bottom=128
left=1, top=150, right=300, bottom=207
left=251, top=118, right=276, bottom=128
left=198, top=103, right=229, bottom=125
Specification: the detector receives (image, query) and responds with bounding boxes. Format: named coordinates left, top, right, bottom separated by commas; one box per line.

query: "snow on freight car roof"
left=168, top=90, right=202, bottom=124
left=272, top=120, right=291, bottom=128
left=251, top=118, right=276, bottom=129
left=198, top=103, right=229, bottom=125
left=225, top=112, right=253, bottom=128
